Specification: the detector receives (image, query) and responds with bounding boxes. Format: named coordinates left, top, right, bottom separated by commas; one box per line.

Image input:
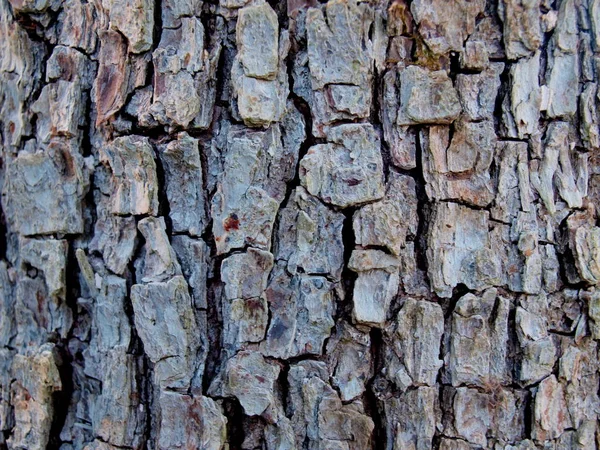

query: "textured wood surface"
left=1, top=0, right=600, bottom=449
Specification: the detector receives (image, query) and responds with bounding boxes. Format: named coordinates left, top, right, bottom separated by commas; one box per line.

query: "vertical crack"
left=339, top=207, right=358, bottom=321
left=47, top=240, right=80, bottom=448
left=366, top=327, right=385, bottom=450
left=223, top=399, right=246, bottom=450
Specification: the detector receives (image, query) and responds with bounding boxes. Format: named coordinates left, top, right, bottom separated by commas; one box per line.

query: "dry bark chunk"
left=580, top=83, right=600, bottom=150
left=447, top=289, right=510, bottom=387
left=516, top=297, right=557, bottom=386
left=427, top=202, right=500, bottom=298
left=93, top=351, right=146, bottom=448
left=456, top=63, right=504, bottom=122
left=421, top=121, right=497, bottom=207
left=261, top=263, right=336, bottom=359
left=130, top=276, right=202, bottom=389
left=135, top=216, right=182, bottom=283
left=306, top=0, right=374, bottom=135
left=157, top=391, right=227, bottom=450
left=217, top=350, right=281, bottom=417
left=19, top=237, right=68, bottom=301
left=4, top=148, right=86, bottom=236
left=353, top=172, right=418, bottom=256
left=498, top=0, right=542, bottom=60
left=94, top=30, right=129, bottom=125
left=161, top=0, right=202, bottom=28
left=152, top=17, right=221, bottom=129
left=411, top=0, right=485, bottom=55
left=532, top=375, right=572, bottom=442
left=221, top=249, right=273, bottom=350
left=232, top=2, right=288, bottom=127
left=385, top=298, right=444, bottom=389
left=460, top=40, right=489, bottom=71
left=8, top=344, right=62, bottom=450
left=530, top=121, right=584, bottom=214
left=14, top=238, right=72, bottom=350
left=212, top=118, right=302, bottom=254
left=158, top=133, right=207, bottom=236
left=32, top=80, right=86, bottom=143
left=102, top=135, right=159, bottom=216
left=172, top=236, right=210, bottom=309
left=507, top=51, right=541, bottom=138
left=384, top=387, right=438, bottom=450
left=287, top=361, right=375, bottom=449
left=348, top=249, right=400, bottom=328
left=237, top=2, right=279, bottom=79
left=397, top=65, right=461, bottom=125
left=300, top=123, right=385, bottom=208
left=57, top=0, right=99, bottom=52
left=381, top=68, right=417, bottom=170
left=106, top=0, right=154, bottom=53
left=86, top=275, right=131, bottom=363
left=90, top=192, right=137, bottom=275
left=491, top=141, right=532, bottom=223
left=452, top=387, right=491, bottom=446
left=275, top=187, right=345, bottom=280
left=326, top=322, right=371, bottom=402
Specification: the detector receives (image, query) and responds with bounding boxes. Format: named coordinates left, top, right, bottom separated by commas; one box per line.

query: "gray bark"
left=1, top=0, right=600, bottom=449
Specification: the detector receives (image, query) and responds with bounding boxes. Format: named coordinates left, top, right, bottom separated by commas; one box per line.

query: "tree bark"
left=1, top=0, right=599, bottom=449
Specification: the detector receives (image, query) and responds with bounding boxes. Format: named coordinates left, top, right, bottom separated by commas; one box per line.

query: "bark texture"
left=1, top=0, right=600, bottom=449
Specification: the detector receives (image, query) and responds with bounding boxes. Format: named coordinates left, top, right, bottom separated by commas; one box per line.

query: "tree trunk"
left=1, top=0, right=599, bottom=448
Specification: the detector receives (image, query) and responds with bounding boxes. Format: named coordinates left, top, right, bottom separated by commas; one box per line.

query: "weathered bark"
left=1, top=0, right=600, bottom=449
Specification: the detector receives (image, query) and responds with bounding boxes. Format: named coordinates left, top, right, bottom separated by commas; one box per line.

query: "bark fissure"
left=1, top=0, right=600, bottom=449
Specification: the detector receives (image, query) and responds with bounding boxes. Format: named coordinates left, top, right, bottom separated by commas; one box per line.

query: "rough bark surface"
left=1, top=0, right=600, bottom=449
